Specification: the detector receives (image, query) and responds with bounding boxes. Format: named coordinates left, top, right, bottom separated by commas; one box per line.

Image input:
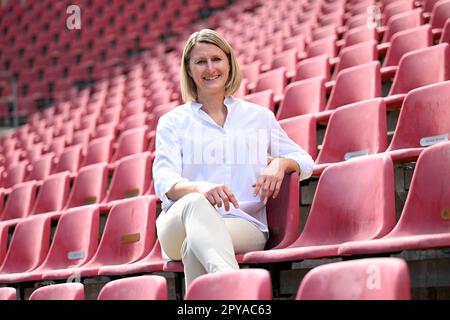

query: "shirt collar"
left=190, top=96, right=237, bottom=111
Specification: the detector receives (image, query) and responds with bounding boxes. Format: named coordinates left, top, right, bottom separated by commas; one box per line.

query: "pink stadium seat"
left=271, top=49, right=297, bottom=80
left=26, top=152, right=54, bottom=182
left=306, top=36, right=337, bottom=59
left=295, top=54, right=330, bottom=81
left=315, top=61, right=382, bottom=122
left=381, top=25, right=432, bottom=78
left=313, top=98, right=388, bottom=176
left=185, top=269, right=272, bottom=300
left=242, top=90, right=274, bottom=112
left=439, top=17, right=450, bottom=43
left=430, top=0, right=450, bottom=37
left=0, top=205, right=100, bottom=284
left=296, top=258, right=411, bottom=300
left=241, top=60, right=261, bottom=91
left=30, top=171, right=71, bottom=215
left=338, top=25, right=378, bottom=50
left=42, top=196, right=157, bottom=280
left=97, top=275, right=168, bottom=300
left=52, top=144, right=83, bottom=175
left=382, top=0, right=415, bottom=25
left=28, top=283, right=84, bottom=300
left=381, top=9, right=423, bottom=43
left=83, top=135, right=114, bottom=166
left=339, top=141, right=450, bottom=255
left=0, top=180, right=37, bottom=222
left=253, top=67, right=287, bottom=104
left=385, top=81, right=450, bottom=162
left=279, top=115, right=318, bottom=160
left=0, top=215, right=51, bottom=276
left=64, top=163, right=108, bottom=210
left=110, top=126, right=149, bottom=163
left=103, top=152, right=152, bottom=204
left=276, top=77, right=326, bottom=120
left=242, top=154, right=395, bottom=264
left=0, top=287, right=17, bottom=300
left=3, top=161, right=28, bottom=189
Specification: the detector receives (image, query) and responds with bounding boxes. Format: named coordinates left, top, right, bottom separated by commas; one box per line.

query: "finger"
left=218, top=189, right=230, bottom=211
left=223, top=187, right=239, bottom=209
left=211, top=191, right=222, bottom=208
left=253, top=177, right=265, bottom=197
left=204, top=193, right=216, bottom=206
left=272, top=180, right=282, bottom=199
left=260, top=178, right=272, bottom=202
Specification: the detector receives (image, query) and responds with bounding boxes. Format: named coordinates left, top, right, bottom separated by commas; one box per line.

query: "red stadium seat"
left=97, top=275, right=168, bottom=300
left=29, top=283, right=84, bottom=300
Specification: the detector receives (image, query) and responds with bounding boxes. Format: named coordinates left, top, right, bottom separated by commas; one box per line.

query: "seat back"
left=332, top=40, right=378, bottom=79
left=97, top=275, right=168, bottom=300
left=0, top=287, right=17, bottom=300
left=316, top=98, right=388, bottom=165
left=29, top=283, right=84, bottom=300
left=279, top=115, right=317, bottom=159
left=295, top=54, right=330, bottom=81
left=185, top=269, right=272, bottom=300
left=296, top=258, right=411, bottom=300
left=0, top=180, right=38, bottom=221
left=292, top=154, right=395, bottom=247
left=387, top=81, right=450, bottom=152
left=31, top=171, right=71, bottom=215
left=111, top=126, right=149, bottom=163
left=326, top=61, right=382, bottom=111
left=382, top=9, right=423, bottom=43
left=83, top=135, right=114, bottom=166
left=242, top=90, right=274, bottom=112
left=277, top=77, right=326, bottom=120
left=389, top=44, right=450, bottom=96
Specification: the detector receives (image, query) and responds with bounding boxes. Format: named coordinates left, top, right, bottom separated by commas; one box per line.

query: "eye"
left=213, top=57, right=222, bottom=61
left=195, top=60, right=206, bottom=64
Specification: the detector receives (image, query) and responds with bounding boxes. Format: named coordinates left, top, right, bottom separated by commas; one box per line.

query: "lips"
left=203, top=75, right=220, bottom=80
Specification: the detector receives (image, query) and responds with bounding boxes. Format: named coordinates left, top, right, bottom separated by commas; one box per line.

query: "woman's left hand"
left=252, top=158, right=286, bottom=202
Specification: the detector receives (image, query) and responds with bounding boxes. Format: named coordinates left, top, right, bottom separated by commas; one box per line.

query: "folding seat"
left=26, top=152, right=54, bottom=182
left=30, top=171, right=71, bottom=216
left=339, top=141, right=450, bottom=256
left=0, top=287, right=17, bottom=300
left=296, top=258, right=411, bottom=300
left=99, top=172, right=301, bottom=277
left=63, top=163, right=108, bottom=210
left=24, top=143, right=44, bottom=163
left=313, top=98, right=388, bottom=176
left=52, top=144, right=83, bottom=175
left=337, top=25, right=378, bottom=51
left=184, top=269, right=272, bottom=300
left=2, top=160, right=29, bottom=189
left=385, top=43, right=450, bottom=109
left=423, top=0, right=445, bottom=19
left=381, top=25, right=432, bottom=79
left=46, top=135, right=67, bottom=158
left=271, top=48, right=297, bottom=80
left=381, top=9, right=423, bottom=43
left=0, top=215, right=51, bottom=276
left=305, top=36, right=338, bottom=60
left=439, top=17, right=450, bottom=43
left=253, top=67, right=287, bottom=104
left=315, top=61, right=382, bottom=123
left=83, top=135, right=114, bottom=167
left=276, top=77, right=326, bottom=120
left=430, top=0, right=450, bottom=38
left=279, top=114, right=318, bottom=160
left=382, top=0, right=415, bottom=25
left=41, top=196, right=157, bottom=280
left=242, top=154, right=395, bottom=265
left=71, top=128, right=91, bottom=155
left=311, top=24, right=337, bottom=42
left=0, top=180, right=37, bottom=223
left=282, top=34, right=306, bottom=60
left=294, top=54, right=330, bottom=81
left=28, top=283, right=85, bottom=300
left=118, top=113, right=150, bottom=133
left=242, top=90, right=274, bottom=112
left=328, top=40, right=378, bottom=89
left=110, top=126, right=149, bottom=163
left=97, top=275, right=168, bottom=300
left=103, top=152, right=152, bottom=204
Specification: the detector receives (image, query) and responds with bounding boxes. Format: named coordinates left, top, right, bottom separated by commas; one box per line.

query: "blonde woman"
left=153, top=29, right=314, bottom=289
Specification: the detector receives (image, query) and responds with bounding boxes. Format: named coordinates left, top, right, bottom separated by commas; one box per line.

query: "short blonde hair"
left=180, top=29, right=242, bottom=102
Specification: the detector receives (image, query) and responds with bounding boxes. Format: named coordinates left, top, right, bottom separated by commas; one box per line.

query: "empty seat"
left=253, top=67, right=287, bottom=104
left=313, top=98, right=388, bottom=176
left=31, top=171, right=71, bottom=216
left=271, top=49, right=297, bottom=80
left=276, top=77, right=326, bottom=120
left=103, top=152, right=152, bottom=204
left=295, top=54, right=330, bottom=82
left=0, top=287, right=17, bottom=300
left=97, top=275, right=168, bottom=300
left=52, top=144, right=83, bottom=175
left=242, top=90, right=275, bottom=112
left=339, top=141, right=450, bottom=255
left=315, top=61, right=382, bottom=122
left=0, top=205, right=100, bottom=284
left=381, top=9, right=423, bottom=43
left=243, top=154, right=395, bottom=264
left=83, top=135, right=114, bottom=166
left=385, top=81, right=450, bottom=162
left=110, top=126, right=149, bottom=163
left=296, top=258, right=411, bottom=300
left=26, top=152, right=54, bottom=182
left=42, top=196, right=157, bottom=280
left=184, top=269, right=272, bottom=300
left=279, top=115, right=318, bottom=160
left=28, top=283, right=84, bottom=300
left=0, top=181, right=38, bottom=222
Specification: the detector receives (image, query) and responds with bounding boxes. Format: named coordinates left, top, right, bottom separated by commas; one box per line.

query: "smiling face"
left=188, top=42, right=230, bottom=99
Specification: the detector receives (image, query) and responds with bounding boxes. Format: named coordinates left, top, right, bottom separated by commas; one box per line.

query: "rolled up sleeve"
left=153, top=115, right=188, bottom=210
left=268, top=112, right=314, bottom=181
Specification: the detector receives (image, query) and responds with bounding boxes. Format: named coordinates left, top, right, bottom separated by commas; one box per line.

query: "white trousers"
left=156, top=192, right=267, bottom=289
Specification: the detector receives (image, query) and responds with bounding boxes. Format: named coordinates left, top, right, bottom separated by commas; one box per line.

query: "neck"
left=198, top=92, right=226, bottom=115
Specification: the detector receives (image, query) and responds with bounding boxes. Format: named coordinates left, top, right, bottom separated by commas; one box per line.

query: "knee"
left=181, top=192, right=211, bottom=209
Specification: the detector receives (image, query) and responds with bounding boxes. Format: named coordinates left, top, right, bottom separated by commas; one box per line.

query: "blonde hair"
left=180, top=29, right=242, bottom=102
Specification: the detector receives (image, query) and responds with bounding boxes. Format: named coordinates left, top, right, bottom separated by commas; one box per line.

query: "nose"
left=206, top=59, right=214, bottom=71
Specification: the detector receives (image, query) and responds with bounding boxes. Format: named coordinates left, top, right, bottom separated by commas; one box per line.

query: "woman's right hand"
left=197, top=182, right=239, bottom=211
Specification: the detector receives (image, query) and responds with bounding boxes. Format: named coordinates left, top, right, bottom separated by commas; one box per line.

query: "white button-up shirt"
left=153, top=96, right=314, bottom=234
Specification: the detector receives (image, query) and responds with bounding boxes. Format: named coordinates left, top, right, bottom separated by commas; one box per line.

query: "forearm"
left=277, top=157, right=301, bottom=176
left=165, top=181, right=201, bottom=202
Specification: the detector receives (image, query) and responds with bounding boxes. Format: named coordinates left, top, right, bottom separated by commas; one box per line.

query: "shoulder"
left=157, top=102, right=192, bottom=127
left=232, top=97, right=275, bottom=119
